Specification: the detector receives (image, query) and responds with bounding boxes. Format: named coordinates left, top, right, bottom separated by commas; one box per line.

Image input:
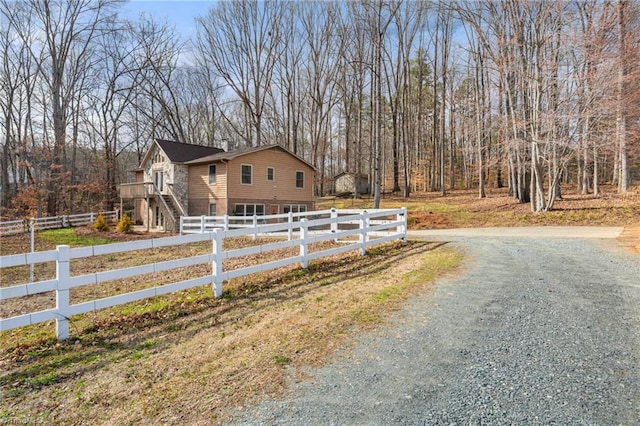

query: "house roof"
left=334, top=172, right=369, bottom=179
left=139, top=139, right=225, bottom=167
left=154, top=139, right=225, bottom=163
left=185, top=144, right=316, bottom=170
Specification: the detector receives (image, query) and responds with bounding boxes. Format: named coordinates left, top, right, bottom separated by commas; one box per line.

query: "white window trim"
left=283, top=204, right=307, bottom=213
left=295, top=170, right=304, bottom=189
left=241, top=163, right=253, bottom=185
left=234, top=203, right=265, bottom=216
left=267, top=166, right=275, bottom=182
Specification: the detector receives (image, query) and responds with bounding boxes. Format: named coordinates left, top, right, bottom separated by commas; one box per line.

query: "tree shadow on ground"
left=1, top=240, right=448, bottom=398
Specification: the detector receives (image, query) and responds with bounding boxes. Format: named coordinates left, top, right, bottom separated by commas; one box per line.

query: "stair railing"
left=166, top=184, right=187, bottom=217
left=150, top=182, right=177, bottom=232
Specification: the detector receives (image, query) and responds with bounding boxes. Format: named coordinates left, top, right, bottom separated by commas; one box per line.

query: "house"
left=119, top=139, right=315, bottom=231
left=334, top=172, right=370, bottom=195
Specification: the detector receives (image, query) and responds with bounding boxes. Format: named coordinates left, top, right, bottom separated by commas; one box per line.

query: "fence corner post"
left=299, top=218, right=308, bottom=268
left=55, top=245, right=71, bottom=341
left=399, top=207, right=407, bottom=243
left=211, top=230, right=223, bottom=298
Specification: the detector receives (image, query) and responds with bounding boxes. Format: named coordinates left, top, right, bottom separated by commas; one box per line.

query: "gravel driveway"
left=228, top=228, right=640, bottom=425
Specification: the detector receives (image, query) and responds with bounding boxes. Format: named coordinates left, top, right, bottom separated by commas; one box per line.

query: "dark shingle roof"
left=155, top=139, right=225, bottom=163
left=184, top=144, right=315, bottom=170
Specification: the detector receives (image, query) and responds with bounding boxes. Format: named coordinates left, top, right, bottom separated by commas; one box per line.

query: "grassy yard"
left=1, top=184, right=638, bottom=424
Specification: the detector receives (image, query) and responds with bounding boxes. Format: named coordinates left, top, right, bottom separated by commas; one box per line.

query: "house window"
left=295, top=171, right=304, bottom=188
left=283, top=204, right=307, bottom=214
left=267, top=167, right=275, bottom=182
left=283, top=204, right=307, bottom=221
left=154, top=170, right=163, bottom=192
left=209, top=204, right=217, bottom=216
left=234, top=203, right=265, bottom=216
left=208, top=164, right=217, bottom=184
left=241, top=164, right=252, bottom=185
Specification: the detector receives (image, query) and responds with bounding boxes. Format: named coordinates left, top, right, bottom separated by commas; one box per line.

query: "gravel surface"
left=228, top=231, right=640, bottom=425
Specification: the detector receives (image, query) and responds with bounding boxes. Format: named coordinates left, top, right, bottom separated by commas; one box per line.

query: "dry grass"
left=1, top=184, right=638, bottom=424
left=319, top=184, right=640, bottom=253
left=1, top=239, right=461, bottom=425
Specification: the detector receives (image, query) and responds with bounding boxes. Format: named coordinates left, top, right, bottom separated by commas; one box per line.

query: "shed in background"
left=334, top=172, right=370, bottom=195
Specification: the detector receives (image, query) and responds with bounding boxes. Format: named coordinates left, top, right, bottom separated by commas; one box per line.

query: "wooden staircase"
left=162, top=195, right=182, bottom=220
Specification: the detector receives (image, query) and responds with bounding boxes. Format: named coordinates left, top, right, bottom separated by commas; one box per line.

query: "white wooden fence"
left=0, top=211, right=118, bottom=236
left=180, top=208, right=385, bottom=237
left=1, top=208, right=407, bottom=341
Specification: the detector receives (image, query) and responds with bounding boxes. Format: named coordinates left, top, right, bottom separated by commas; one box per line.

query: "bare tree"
left=196, top=0, right=284, bottom=147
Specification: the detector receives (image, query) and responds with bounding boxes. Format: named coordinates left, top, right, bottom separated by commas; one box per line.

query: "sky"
left=121, top=1, right=216, bottom=39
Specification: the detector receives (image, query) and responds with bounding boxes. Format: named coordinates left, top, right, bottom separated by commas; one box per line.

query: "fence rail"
left=0, top=211, right=118, bottom=236
left=180, top=208, right=402, bottom=236
left=0, top=208, right=406, bottom=341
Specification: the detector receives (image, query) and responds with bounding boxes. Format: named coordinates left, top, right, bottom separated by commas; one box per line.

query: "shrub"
left=92, top=214, right=109, bottom=232
left=116, top=213, right=134, bottom=233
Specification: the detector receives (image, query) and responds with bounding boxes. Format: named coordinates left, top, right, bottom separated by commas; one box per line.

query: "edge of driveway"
left=408, top=226, right=624, bottom=239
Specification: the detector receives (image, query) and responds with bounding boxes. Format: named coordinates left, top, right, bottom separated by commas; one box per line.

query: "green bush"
left=92, top=214, right=109, bottom=232
left=116, top=213, right=134, bottom=233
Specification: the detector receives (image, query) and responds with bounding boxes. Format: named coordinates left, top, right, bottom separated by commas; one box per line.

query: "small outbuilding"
left=334, top=172, right=370, bottom=195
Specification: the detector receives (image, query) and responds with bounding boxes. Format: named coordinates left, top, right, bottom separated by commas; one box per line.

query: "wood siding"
left=188, top=162, right=228, bottom=216
left=226, top=149, right=314, bottom=201
left=186, top=147, right=314, bottom=216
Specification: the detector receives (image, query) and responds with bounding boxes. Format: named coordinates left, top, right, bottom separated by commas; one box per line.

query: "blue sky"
left=121, top=1, right=216, bottom=38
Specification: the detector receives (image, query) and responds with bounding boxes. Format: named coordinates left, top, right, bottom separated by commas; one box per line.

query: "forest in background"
left=1, top=0, right=639, bottom=219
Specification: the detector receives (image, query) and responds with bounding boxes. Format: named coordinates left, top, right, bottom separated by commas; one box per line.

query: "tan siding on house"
left=187, top=163, right=228, bottom=215
left=186, top=146, right=314, bottom=216
left=226, top=148, right=314, bottom=202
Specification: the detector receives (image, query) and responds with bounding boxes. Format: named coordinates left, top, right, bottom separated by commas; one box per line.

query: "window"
left=234, top=203, right=265, bottom=216
left=295, top=171, right=304, bottom=188
left=208, top=164, right=217, bottom=184
left=209, top=204, right=217, bottom=216
left=241, top=164, right=252, bottom=185
left=154, top=170, right=163, bottom=192
left=283, top=205, right=307, bottom=214
left=267, top=167, right=275, bottom=182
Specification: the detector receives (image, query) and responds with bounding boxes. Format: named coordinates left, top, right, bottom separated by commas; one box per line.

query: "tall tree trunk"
left=616, top=0, right=629, bottom=193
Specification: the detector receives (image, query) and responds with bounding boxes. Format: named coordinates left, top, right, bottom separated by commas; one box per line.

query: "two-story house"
left=119, top=139, right=315, bottom=231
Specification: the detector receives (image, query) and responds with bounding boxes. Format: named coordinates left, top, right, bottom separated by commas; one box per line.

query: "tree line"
left=1, top=0, right=638, bottom=217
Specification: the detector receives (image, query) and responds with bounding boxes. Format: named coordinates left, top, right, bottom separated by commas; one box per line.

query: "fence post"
left=299, top=218, right=308, bottom=268
left=200, top=215, right=206, bottom=234
left=30, top=221, right=35, bottom=282
left=398, top=207, right=407, bottom=243
left=223, top=215, right=229, bottom=231
left=330, top=208, right=338, bottom=235
left=359, top=211, right=369, bottom=256
left=211, top=230, right=223, bottom=298
left=287, top=211, right=294, bottom=241
left=252, top=214, right=258, bottom=240
left=56, top=245, right=71, bottom=340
